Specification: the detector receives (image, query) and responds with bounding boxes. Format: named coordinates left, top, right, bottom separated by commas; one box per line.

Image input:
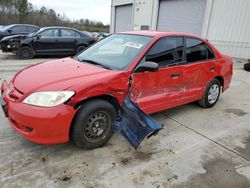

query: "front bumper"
left=0, top=40, right=19, bottom=53
left=1, top=81, right=76, bottom=144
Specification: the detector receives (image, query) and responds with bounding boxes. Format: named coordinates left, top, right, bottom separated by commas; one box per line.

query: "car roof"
left=9, top=24, right=39, bottom=27
left=120, top=30, right=206, bottom=41
left=41, top=26, right=79, bottom=30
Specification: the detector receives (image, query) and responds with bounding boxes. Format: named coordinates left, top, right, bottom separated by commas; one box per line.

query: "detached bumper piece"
left=112, top=94, right=163, bottom=149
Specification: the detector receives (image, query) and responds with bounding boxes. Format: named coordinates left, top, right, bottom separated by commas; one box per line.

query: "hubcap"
left=83, top=111, right=110, bottom=142
left=208, top=84, right=220, bottom=104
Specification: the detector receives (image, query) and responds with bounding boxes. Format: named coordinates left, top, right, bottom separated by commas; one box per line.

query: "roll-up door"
left=115, top=4, right=133, bottom=32
left=157, top=0, right=207, bottom=35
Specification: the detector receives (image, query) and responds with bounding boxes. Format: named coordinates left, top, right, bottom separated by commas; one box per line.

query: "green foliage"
left=0, top=0, right=109, bottom=32
left=18, top=0, right=28, bottom=15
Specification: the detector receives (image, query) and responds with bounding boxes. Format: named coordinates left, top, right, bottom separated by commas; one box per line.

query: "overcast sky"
left=29, top=0, right=111, bottom=25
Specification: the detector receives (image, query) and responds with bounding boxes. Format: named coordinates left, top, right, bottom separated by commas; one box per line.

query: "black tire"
left=198, top=79, right=221, bottom=108
left=76, top=45, right=86, bottom=54
left=18, top=46, right=34, bottom=59
left=70, top=99, right=116, bottom=149
left=244, top=63, right=250, bottom=71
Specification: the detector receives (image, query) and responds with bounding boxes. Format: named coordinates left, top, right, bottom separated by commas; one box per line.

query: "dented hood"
left=12, top=57, right=114, bottom=93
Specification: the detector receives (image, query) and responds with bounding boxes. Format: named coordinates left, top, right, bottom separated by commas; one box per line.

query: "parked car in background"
left=1, top=31, right=233, bottom=149
left=0, top=24, right=39, bottom=40
left=0, top=26, right=96, bottom=59
left=90, top=32, right=110, bottom=41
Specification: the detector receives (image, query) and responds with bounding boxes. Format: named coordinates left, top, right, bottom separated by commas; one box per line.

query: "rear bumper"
left=1, top=81, right=76, bottom=144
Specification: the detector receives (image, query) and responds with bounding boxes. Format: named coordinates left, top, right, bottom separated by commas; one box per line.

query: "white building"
left=110, top=0, right=250, bottom=59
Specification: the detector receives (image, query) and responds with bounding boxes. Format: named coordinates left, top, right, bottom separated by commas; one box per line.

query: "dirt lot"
left=0, top=52, right=250, bottom=188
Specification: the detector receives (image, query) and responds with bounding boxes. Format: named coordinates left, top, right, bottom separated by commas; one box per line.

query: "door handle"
left=171, top=73, right=181, bottom=78
left=209, top=66, right=216, bottom=71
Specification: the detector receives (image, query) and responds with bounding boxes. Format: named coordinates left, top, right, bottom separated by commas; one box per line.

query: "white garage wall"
left=114, top=4, right=133, bottom=32
left=202, top=0, right=250, bottom=59
left=157, top=0, right=207, bottom=35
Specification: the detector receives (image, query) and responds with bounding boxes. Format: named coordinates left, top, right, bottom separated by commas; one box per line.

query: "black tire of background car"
left=18, top=46, right=34, bottom=59
left=70, top=99, right=116, bottom=149
left=76, top=45, right=87, bottom=54
left=244, top=63, right=250, bottom=71
left=198, top=78, right=221, bottom=108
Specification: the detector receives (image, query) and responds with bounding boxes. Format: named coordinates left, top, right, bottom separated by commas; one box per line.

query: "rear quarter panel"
left=220, top=54, right=233, bottom=92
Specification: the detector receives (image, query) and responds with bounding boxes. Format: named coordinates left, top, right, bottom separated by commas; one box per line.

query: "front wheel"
left=198, top=79, right=221, bottom=108
left=18, top=46, right=34, bottom=59
left=70, top=99, right=116, bottom=149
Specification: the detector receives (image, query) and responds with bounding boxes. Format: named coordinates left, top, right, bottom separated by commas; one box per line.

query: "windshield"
left=27, top=31, right=36, bottom=37
left=28, top=28, right=45, bottom=37
left=75, top=34, right=152, bottom=70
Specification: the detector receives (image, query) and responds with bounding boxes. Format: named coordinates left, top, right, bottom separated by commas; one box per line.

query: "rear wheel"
left=18, top=46, right=34, bottom=59
left=199, top=79, right=221, bottom=108
left=70, top=99, right=116, bottom=149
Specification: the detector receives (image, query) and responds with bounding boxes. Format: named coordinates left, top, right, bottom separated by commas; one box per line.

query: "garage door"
left=157, top=0, right=207, bottom=35
left=115, top=4, right=133, bottom=32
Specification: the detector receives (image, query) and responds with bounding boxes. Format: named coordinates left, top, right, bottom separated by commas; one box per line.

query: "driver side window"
left=146, top=37, right=184, bottom=67
left=39, top=29, right=59, bottom=38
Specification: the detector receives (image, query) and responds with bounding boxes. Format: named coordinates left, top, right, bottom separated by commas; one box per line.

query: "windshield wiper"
left=79, top=58, right=112, bottom=70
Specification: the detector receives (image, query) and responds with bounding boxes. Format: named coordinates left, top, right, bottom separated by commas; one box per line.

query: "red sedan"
left=1, top=31, right=233, bottom=149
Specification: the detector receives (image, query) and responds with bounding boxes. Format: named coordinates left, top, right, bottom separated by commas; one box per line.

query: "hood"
left=0, top=34, right=27, bottom=42
left=12, top=58, right=115, bottom=93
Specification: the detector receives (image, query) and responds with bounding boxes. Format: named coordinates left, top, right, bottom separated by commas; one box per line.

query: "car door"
left=181, top=37, right=216, bottom=103
left=180, top=37, right=207, bottom=102
left=33, top=28, right=59, bottom=54
left=56, top=29, right=78, bottom=54
left=130, top=37, right=185, bottom=114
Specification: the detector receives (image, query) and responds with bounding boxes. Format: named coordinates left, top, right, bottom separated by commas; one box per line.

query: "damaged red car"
left=0, top=31, right=233, bottom=149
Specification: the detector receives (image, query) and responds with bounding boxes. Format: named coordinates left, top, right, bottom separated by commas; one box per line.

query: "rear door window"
left=185, top=38, right=215, bottom=63
left=61, top=29, right=80, bottom=38
left=146, top=37, right=184, bottom=67
left=26, top=26, right=38, bottom=33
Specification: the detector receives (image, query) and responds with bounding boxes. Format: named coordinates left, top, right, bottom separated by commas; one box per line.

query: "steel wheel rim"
left=83, top=111, right=110, bottom=142
left=208, top=84, right=220, bottom=104
left=22, top=49, right=30, bottom=58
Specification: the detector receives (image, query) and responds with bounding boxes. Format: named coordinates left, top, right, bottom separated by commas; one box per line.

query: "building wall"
left=111, top=0, right=250, bottom=59
left=202, top=0, right=250, bottom=59
left=110, top=0, right=156, bottom=33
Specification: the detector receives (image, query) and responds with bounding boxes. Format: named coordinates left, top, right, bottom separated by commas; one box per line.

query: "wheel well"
left=215, top=76, right=224, bottom=88
left=73, top=94, right=121, bottom=112
left=69, top=94, right=121, bottom=140
left=21, top=44, right=32, bottom=48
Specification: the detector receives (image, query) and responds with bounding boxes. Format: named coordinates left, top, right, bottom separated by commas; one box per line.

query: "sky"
left=28, top=0, right=111, bottom=25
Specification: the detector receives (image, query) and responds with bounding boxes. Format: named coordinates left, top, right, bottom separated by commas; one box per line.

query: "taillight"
left=93, top=37, right=99, bottom=42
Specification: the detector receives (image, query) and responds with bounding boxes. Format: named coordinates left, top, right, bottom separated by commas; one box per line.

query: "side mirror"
left=36, top=34, right=41, bottom=39
left=134, top=61, right=159, bottom=73
left=7, top=29, right=12, bottom=33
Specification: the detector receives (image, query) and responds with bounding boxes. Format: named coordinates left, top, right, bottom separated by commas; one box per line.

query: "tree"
left=18, top=0, right=28, bottom=15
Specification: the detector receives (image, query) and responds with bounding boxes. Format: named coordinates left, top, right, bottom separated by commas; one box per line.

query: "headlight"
left=23, top=91, right=75, bottom=107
